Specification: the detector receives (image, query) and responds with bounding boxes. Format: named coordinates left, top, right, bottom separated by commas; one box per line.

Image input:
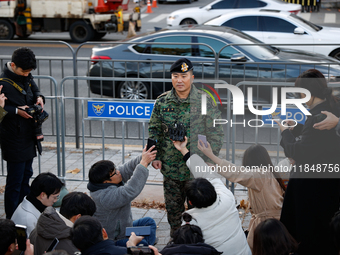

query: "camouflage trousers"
left=163, top=176, right=192, bottom=236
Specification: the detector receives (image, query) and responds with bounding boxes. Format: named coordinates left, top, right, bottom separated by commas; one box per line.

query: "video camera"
left=168, top=122, right=186, bottom=142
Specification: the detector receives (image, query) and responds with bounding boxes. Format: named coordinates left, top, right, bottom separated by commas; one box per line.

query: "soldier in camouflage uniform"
left=148, top=58, right=224, bottom=235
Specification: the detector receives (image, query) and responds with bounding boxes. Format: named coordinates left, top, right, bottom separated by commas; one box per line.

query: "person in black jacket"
left=0, top=47, right=45, bottom=219
left=276, top=69, right=340, bottom=255
left=0, top=218, right=34, bottom=255
left=70, top=216, right=160, bottom=255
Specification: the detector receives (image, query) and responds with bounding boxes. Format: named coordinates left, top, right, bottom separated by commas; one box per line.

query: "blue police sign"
left=262, top=107, right=308, bottom=125
left=88, top=101, right=155, bottom=120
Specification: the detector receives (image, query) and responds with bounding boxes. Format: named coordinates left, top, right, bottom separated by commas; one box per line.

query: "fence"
left=0, top=40, right=339, bottom=185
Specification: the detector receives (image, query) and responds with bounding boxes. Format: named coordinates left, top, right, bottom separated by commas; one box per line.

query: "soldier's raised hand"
left=152, top=160, right=162, bottom=170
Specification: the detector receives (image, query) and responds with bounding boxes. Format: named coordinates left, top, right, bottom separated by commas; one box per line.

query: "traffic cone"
left=95, top=0, right=109, bottom=13
left=152, top=0, right=158, bottom=8
left=146, top=0, right=153, bottom=13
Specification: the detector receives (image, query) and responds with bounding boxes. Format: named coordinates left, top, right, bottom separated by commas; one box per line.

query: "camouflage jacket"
left=148, top=84, right=224, bottom=181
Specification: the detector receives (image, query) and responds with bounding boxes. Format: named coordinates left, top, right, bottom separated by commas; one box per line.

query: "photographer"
left=0, top=47, right=45, bottom=219
left=88, top=146, right=157, bottom=246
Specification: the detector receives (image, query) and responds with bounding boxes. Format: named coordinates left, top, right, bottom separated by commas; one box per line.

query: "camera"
left=25, top=104, right=49, bottom=143
left=168, top=122, right=186, bottom=142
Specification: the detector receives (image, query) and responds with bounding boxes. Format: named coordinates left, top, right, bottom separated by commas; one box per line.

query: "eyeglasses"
left=51, top=194, right=60, bottom=201
left=110, top=170, right=117, bottom=178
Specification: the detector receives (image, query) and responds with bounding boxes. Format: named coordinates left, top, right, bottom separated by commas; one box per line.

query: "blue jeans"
left=5, top=159, right=33, bottom=219
left=115, top=217, right=157, bottom=246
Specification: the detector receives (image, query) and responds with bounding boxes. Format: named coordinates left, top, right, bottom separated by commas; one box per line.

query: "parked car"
left=166, top=0, right=301, bottom=26
left=205, top=9, right=340, bottom=60
left=88, top=25, right=340, bottom=101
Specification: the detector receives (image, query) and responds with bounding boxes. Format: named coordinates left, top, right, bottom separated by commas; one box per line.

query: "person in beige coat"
left=196, top=140, right=286, bottom=251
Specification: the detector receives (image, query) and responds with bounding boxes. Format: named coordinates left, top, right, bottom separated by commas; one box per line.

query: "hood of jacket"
left=87, top=181, right=123, bottom=193
left=82, top=239, right=127, bottom=255
left=36, top=206, right=73, bottom=240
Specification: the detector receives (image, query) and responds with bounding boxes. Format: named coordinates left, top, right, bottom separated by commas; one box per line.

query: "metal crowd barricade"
left=1, top=40, right=339, bottom=149
left=228, top=81, right=295, bottom=165
left=59, top=76, right=229, bottom=181
left=0, top=40, right=340, bottom=185
left=0, top=40, right=78, bottom=142
left=228, top=81, right=340, bottom=164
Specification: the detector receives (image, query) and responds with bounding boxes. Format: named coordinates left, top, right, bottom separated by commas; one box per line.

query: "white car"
left=205, top=9, right=340, bottom=60
left=167, top=0, right=301, bottom=26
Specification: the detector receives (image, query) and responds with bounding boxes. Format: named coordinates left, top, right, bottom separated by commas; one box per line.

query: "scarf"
left=26, top=193, right=47, bottom=213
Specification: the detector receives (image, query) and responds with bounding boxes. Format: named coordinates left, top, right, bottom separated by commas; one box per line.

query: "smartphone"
left=126, top=226, right=151, bottom=236
left=46, top=238, right=59, bottom=252
left=15, top=224, right=27, bottom=252
left=146, top=138, right=157, bottom=151
left=127, top=246, right=155, bottom=255
left=198, top=134, right=208, bottom=148
left=315, top=113, right=327, bottom=123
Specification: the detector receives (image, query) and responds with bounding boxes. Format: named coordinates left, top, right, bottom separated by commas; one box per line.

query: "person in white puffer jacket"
left=172, top=137, right=251, bottom=255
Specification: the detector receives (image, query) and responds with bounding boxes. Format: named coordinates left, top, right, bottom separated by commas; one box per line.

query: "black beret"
left=170, top=58, right=193, bottom=73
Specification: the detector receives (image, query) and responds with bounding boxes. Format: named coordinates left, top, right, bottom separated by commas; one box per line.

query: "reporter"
left=173, top=138, right=251, bottom=255
left=1, top=47, right=45, bottom=219
left=0, top=218, right=34, bottom=255
left=276, top=69, right=340, bottom=255
left=70, top=216, right=159, bottom=255
left=193, top=138, right=285, bottom=251
left=88, top=145, right=157, bottom=246
left=160, top=213, right=222, bottom=255
left=253, top=219, right=298, bottom=255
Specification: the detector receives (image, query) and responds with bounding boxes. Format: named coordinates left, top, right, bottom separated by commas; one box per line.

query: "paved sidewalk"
left=0, top=143, right=255, bottom=250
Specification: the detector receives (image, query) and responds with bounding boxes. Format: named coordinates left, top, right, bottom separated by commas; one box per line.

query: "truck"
left=0, top=0, right=141, bottom=43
